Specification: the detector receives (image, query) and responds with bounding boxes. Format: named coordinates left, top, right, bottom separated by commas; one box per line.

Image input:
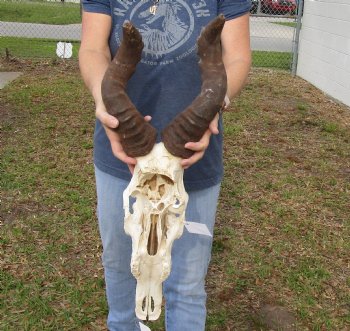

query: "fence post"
left=291, top=0, right=304, bottom=76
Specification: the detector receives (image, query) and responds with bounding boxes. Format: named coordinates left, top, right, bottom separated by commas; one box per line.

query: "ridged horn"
left=101, top=21, right=157, bottom=157
left=161, top=15, right=227, bottom=159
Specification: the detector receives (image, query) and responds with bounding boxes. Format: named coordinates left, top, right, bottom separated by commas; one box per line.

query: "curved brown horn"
left=161, top=15, right=227, bottom=159
left=101, top=22, right=157, bottom=157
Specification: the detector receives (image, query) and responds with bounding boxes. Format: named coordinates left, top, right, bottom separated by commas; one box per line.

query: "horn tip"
left=122, top=21, right=138, bottom=35
left=121, top=21, right=143, bottom=49
left=123, top=21, right=132, bottom=28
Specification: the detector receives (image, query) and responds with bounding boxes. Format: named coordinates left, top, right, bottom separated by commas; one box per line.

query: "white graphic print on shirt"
left=113, top=0, right=211, bottom=65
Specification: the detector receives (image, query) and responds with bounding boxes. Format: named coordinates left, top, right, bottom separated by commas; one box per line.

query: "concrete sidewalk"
left=0, top=21, right=81, bottom=40
left=0, top=72, right=22, bottom=89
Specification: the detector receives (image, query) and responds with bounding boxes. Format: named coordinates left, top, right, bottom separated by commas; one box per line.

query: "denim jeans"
left=95, top=166, right=221, bottom=331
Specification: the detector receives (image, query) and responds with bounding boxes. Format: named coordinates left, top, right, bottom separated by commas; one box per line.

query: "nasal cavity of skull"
left=150, top=296, right=155, bottom=312
left=145, top=175, right=157, bottom=191
left=142, top=297, right=146, bottom=312
left=147, top=214, right=159, bottom=256
left=141, top=296, right=155, bottom=314
left=145, top=175, right=172, bottom=198
left=144, top=176, right=164, bottom=201
left=158, top=184, right=165, bottom=197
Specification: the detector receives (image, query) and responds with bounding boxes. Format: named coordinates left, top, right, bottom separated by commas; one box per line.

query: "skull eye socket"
left=129, top=196, right=136, bottom=214
left=173, top=198, right=181, bottom=209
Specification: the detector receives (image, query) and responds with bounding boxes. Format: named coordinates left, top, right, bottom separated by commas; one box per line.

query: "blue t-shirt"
left=82, top=0, right=251, bottom=191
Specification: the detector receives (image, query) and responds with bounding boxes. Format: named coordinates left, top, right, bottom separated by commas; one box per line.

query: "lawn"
left=0, top=38, right=293, bottom=70
left=272, top=21, right=298, bottom=28
left=252, top=50, right=292, bottom=70
left=0, top=1, right=81, bottom=25
left=0, top=37, right=80, bottom=59
left=1, top=59, right=349, bottom=330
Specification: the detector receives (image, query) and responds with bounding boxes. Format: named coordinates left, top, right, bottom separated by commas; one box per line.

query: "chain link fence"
left=0, top=0, right=303, bottom=71
left=250, top=0, right=303, bottom=71
left=0, top=0, right=81, bottom=58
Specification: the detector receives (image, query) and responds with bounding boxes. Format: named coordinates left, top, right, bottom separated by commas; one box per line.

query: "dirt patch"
left=0, top=56, right=79, bottom=75
left=254, top=304, right=297, bottom=330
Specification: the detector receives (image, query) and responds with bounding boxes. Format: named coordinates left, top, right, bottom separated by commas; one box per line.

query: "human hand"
left=95, top=102, right=151, bottom=174
left=180, top=113, right=220, bottom=169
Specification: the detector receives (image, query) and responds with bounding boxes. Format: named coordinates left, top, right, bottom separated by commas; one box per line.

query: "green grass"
left=252, top=50, right=292, bottom=70
left=272, top=21, right=298, bottom=28
left=0, top=36, right=80, bottom=58
left=1, top=37, right=292, bottom=69
left=1, top=62, right=349, bottom=330
left=0, top=63, right=105, bottom=330
left=213, top=71, right=350, bottom=330
left=0, top=1, right=81, bottom=24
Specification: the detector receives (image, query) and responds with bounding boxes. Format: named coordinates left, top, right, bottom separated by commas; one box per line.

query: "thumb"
left=209, top=114, right=219, bottom=135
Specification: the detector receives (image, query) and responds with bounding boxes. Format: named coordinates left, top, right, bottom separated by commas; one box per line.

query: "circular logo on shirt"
left=130, top=1, right=194, bottom=58
left=114, top=1, right=197, bottom=65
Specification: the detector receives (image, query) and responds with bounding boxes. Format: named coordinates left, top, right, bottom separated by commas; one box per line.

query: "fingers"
left=182, top=115, right=219, bottom=168
left=106, top=128, right=137, bottom=165
left=209, top=113, right=219, bottom=135
left=111, top=142, right=137, bottom=165
left=144, top=115, right=152, bottom=122
left=127, top=163, right=135, bottom=175
left=100, top=112, right=151, bottom=161
left=102, top=113, right=150, bottom=168
left=184, top=129, right=211, bottom=151
left=96, top=107, right=119, bottom=129
left=98, top=109, right=151, bottom=128
left=181, top=129, right=212, bottom=169
left=95, top=104, right=152, bottom=174
left=181, top=150, right=205, bottom=169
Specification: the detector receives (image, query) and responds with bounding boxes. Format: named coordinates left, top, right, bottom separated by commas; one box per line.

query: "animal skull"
left=124, top=142, right=188, bottom=320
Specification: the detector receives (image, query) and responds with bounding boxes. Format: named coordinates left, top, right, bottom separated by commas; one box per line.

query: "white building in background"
left=297, top=0, right=350, bottom=107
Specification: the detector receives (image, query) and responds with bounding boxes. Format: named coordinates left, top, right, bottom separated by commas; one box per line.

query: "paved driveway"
left=0, top=21, right=81, bottom=40
left=0, top=16, right=296, bottom=52
left=250, top=16, right=296, bottom=52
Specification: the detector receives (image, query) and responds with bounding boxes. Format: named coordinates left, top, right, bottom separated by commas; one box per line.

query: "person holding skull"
left=79, top=0, right=251, bottom=330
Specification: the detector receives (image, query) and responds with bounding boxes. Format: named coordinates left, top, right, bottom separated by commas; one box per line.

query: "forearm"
left=224, top=56, right=251, bottom=100
left=221, top=13, right=251, bottom=101
left=79, top=48, right=111, bottom=106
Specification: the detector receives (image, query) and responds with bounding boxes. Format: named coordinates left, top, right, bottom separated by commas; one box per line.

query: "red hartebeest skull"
left=101, top=15, right=227, bottom=321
